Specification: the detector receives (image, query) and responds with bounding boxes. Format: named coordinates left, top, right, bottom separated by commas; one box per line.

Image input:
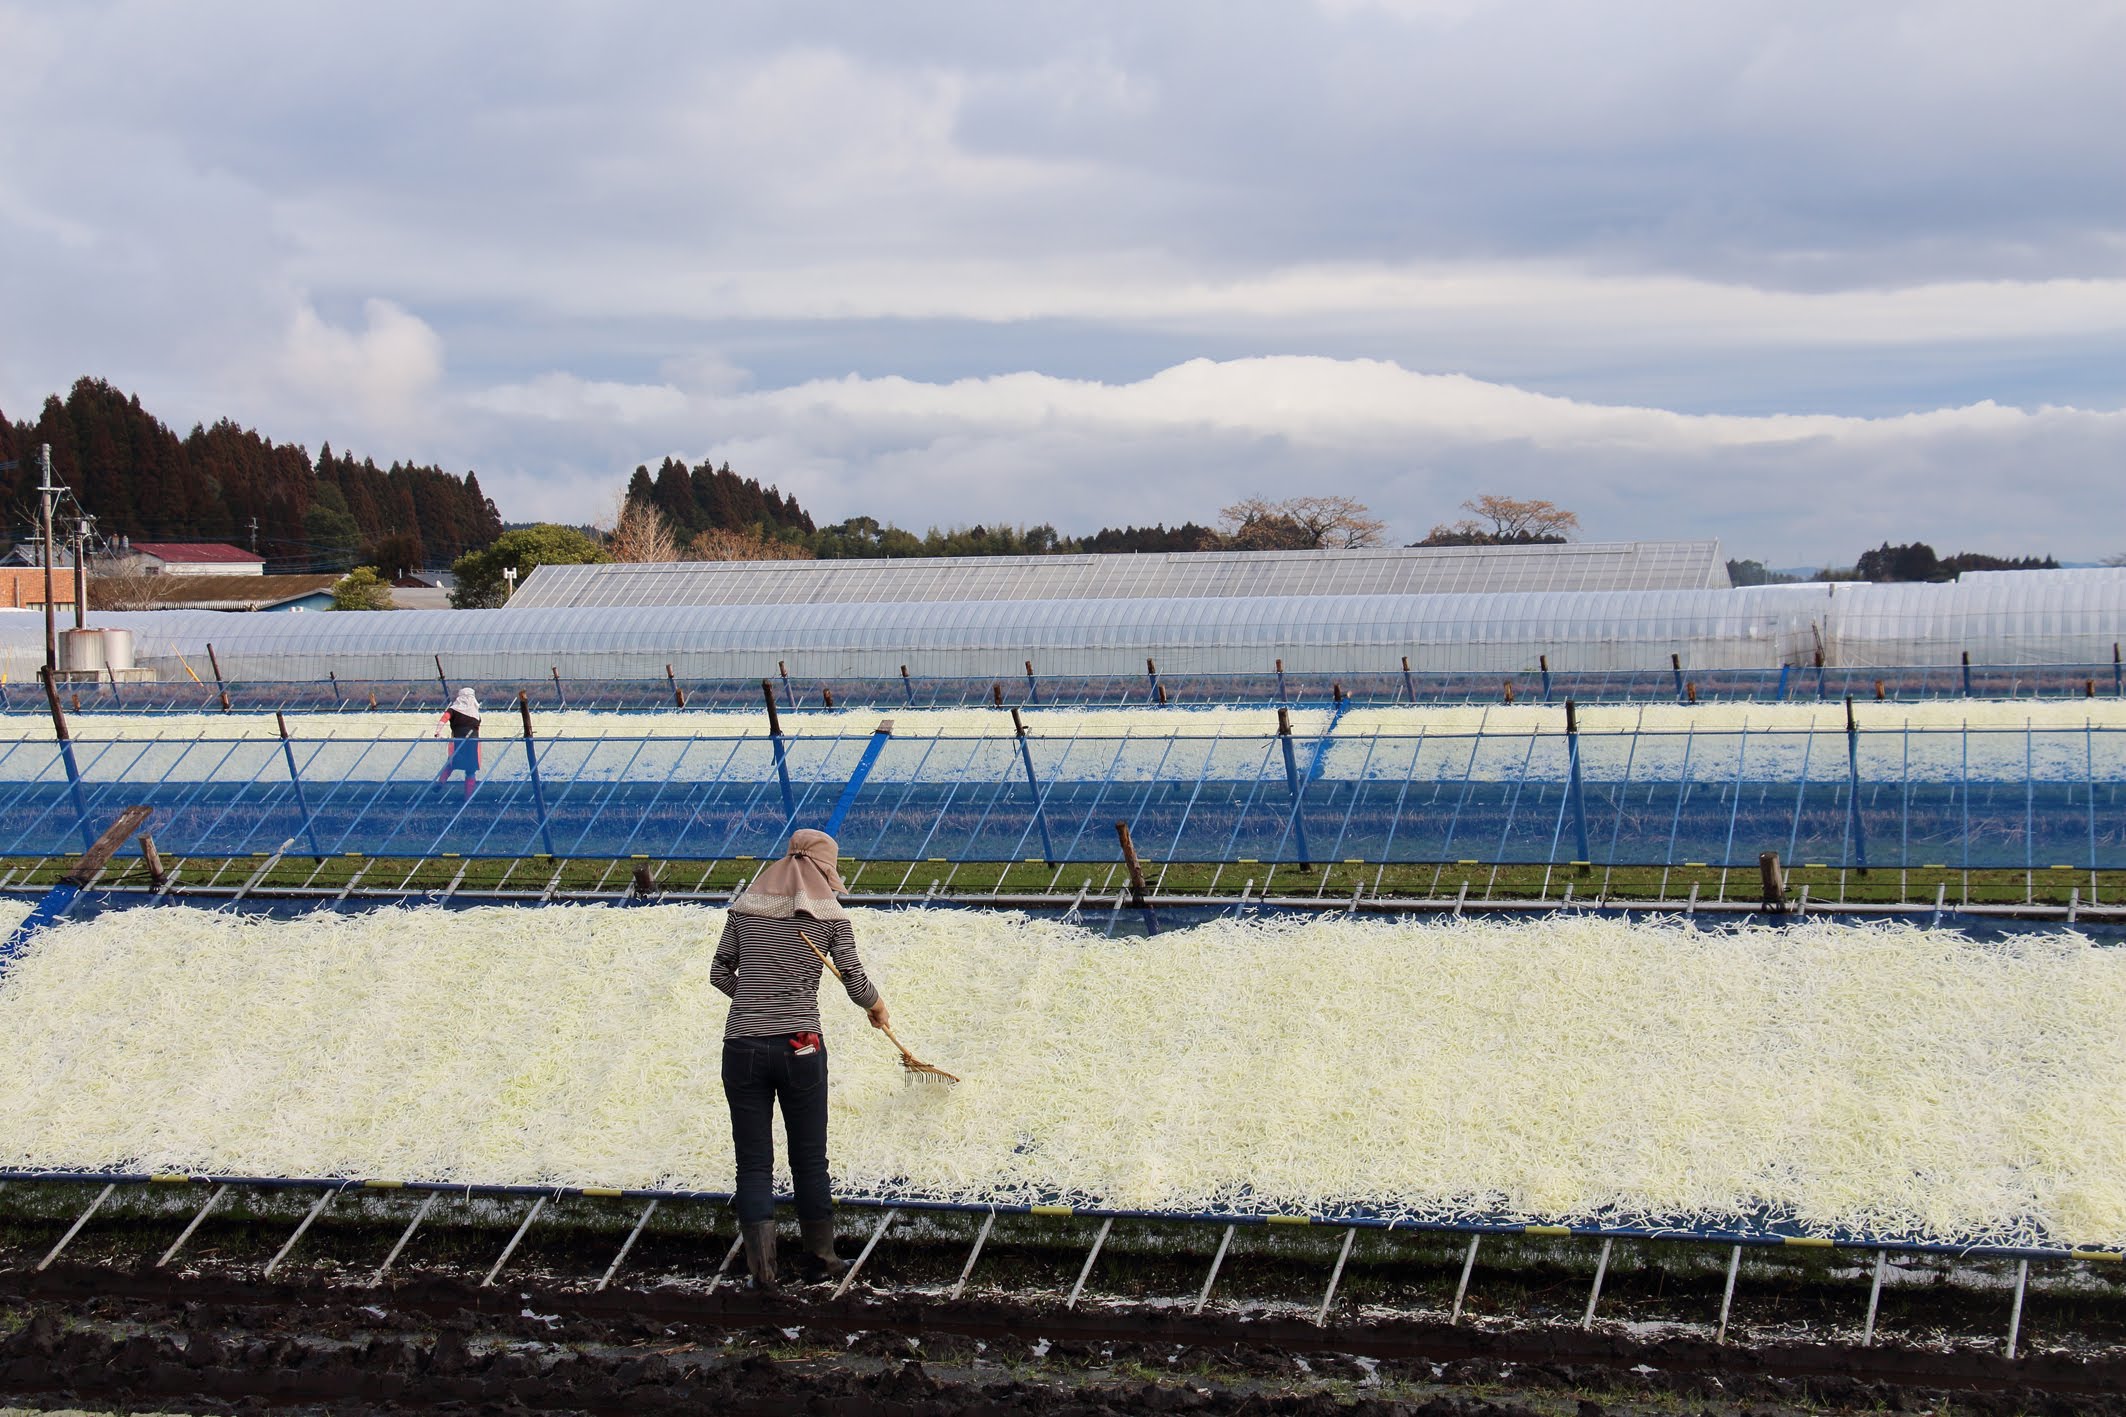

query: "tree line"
left=0, top=379, right=503, bottom=573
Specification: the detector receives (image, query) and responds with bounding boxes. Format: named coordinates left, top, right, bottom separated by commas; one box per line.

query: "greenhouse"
left=0, top=568, right=2121, bottom=687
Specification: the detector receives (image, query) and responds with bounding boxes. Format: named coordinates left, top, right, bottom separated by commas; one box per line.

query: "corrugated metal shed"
left=508, top=540, right=1732, bottom=609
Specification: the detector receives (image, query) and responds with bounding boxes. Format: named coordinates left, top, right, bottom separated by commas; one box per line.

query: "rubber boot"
left=797, top=1217, right=847, bottom=1284
left=740, top=1220, right=780, bottom=1292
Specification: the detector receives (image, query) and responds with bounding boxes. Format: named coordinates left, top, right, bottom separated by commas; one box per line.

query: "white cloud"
left=278, top=298, right=444, bottom=434
left=457, top=355, right=2124, bottom=561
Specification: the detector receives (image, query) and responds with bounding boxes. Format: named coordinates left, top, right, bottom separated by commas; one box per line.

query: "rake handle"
left=797, top=927, right=919, bottom=1065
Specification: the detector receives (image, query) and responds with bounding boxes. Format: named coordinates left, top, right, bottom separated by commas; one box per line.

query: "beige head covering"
left=730, top=828, right=847, bottom=920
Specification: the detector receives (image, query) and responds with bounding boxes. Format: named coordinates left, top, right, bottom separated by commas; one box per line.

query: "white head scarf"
left=730, top=828, right=848, bottom=921
left=449, top=687, right=481, bottom=719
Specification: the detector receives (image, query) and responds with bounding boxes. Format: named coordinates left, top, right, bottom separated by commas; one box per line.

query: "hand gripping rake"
left=798, top=927, right=959, bottom=1085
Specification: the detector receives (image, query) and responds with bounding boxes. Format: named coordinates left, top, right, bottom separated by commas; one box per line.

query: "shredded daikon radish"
left=0, top=904, right=2120, bottom=1247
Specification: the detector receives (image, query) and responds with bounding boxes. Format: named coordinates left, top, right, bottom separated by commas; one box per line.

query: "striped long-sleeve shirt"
left=713, top=912, right=879, bottom=1038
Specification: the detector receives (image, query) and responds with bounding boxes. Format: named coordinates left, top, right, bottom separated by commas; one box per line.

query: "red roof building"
left=128, top=542, right=266, bottom=577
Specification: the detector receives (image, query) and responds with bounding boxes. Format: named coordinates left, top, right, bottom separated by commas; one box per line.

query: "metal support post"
left=1775, top=663, right=1790, bottom=701
left=39, top=666, right=96, bottom=852
left=1862, top=1249, right=1886, bottom=1346
left=1540, top=653, right=1552, bottom=702
left=900, top=664, right=915, bottom=707
left=1010, top=708, right=1057, bottom=865
left=1671, top=652, right=1685, bottom=701
left=434, top=654, right=448, bottom=698
left=948, top=1210, right=997, bottom=1300
left=482, top=1193, right=550, bottom=1287
left=36, top=1182, right=116, bottom=1271
left=1277, top=707, right=1314, bottom=869
left=2006, top=1258, right=2029, bottom=1359
left=1963, top=649, right=1973, bottom=698
left=516, top=692, right=557, bottom=857
left=1193, top=1225, right=1237, bottom=1315
left=552, top=665, right=566, bottom=707
left=1450, top=1234, right=1480, bottom=1324
left=276, top=712, right=324, bottom=861
left=1716, top=1244, right=1742, bottom=1343
left=596, top=1198, right=660, bottom=1292
left=1115, top=821, right=1158, bottom=933
left=158, top=1184, right=229, bottom=1268
left=763, top=679, right=795, bottom=824
left=328, top=670, right=342, bottom=706
left=207, top=643, right=231, bottom=712
left=822, top=720, right=894, bottom=837
left=1845, top=696, right=1869, bottom=873
left=833, top=1207, right=900, bottom=1299
left=1581, top=1237, right=1613, bottom=1330
left=1403, top=655, right=1417, bottom=703
left=1066, top=1217, right=1114, bottom=1309
left=263, top=1188, right=337, bottom=1278
left=1564, top=699, right=1590, bottom=864
left=371, top=1192, right=440, bottom=1286
left=1316, top=1227, right=1358, bottom=1327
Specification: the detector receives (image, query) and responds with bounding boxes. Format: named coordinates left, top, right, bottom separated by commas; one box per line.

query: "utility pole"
left=38, top=444, right=57, bottom=676
left=72, top=512, right=91, bottom=629
left=248, top=515, right=259, bottom=554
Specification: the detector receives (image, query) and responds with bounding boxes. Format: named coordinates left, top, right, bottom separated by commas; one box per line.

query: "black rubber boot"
left=740, top=1220, right=780, bottom=1292
left=797, top=1217, right=847, bottom=1284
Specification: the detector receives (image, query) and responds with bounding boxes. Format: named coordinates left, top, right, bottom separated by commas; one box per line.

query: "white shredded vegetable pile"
left=1, top=904, right=2121, bottom=1247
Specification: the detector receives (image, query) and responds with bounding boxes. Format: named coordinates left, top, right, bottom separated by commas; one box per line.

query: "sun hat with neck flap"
left=730, top=828, right=847, bottom=921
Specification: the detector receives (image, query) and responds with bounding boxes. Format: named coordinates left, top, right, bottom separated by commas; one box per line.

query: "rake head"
left=898, top=1053, right=960, bottom=1086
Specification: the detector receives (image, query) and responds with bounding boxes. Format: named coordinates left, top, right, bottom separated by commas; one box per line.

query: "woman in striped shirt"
left=713, top=828, right=889, bottom=1290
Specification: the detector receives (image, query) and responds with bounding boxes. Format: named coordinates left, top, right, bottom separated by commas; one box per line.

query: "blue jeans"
left=722, top=1034, right=831, bottom=1225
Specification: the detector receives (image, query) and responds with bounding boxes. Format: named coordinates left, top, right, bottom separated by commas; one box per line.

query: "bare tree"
left=1420, top=494, right=1580, bottom=546
left=1217, top=495, right=1387, bottom=550
left=87, top=555, right=176, bottom=611
left=688, top=525, right=816, bottom=561
left=602, top=493, right=681, bottom=563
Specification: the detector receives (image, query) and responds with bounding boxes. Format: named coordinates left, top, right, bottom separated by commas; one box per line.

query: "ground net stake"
left=371, top=1192, right=440, bottom=1286
left=263, top=1188, right=336, bottom=1278
left=2006, top=1258, right=2030, bottom=1359
left=1449, top=1235, right=1481, bottom=1324
left=595, top=1198, right=659, bottom=1293
left=833, top=1207, right=899, bottom=1300
left=1844, top=697, right=1870, bottom=872
left=1316, top=1226, right=1358, bottom=1327
left=1192, top=1225, right=1237, bottom=1315
left=1564, top=699, right=1591, bottom=864
left=482, top=1193, right=549, bottom=1288
left=37, top=667, right=95, bottom=853
left=36, top=1182, right=115, bottom=1271
left=714, top=1232, right=745, bottom=1281
left=947, top=1210, right=997, bottom=1301
left=1580, top=1237, right=1613, bottom=1330
left=1066, top=1217, right=1114, bottom=1310
left=1716, top=1244, right=1742, bottom=1343
left=1862, top=1249, right=1886, bottom=1346
left=158, top=1184, right=229, bottom=1268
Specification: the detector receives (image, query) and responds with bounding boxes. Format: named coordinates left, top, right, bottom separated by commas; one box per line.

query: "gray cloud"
left=1, top=0, right=2121, bottom=564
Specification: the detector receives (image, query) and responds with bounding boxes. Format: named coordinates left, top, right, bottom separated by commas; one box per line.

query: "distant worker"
left=437, top=687, right=481, bottom=797
left=714, top=828, right=890, bottom=1291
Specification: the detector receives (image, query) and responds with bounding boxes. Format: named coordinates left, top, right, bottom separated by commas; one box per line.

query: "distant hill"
left=0, top=378, right=504, bottom=572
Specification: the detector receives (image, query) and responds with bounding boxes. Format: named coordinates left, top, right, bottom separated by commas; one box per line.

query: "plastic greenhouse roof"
left=508, top=541, right=1733, bottom=608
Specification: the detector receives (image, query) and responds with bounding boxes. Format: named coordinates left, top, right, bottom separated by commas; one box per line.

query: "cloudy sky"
left=3, top=1, right=2122, bottom=563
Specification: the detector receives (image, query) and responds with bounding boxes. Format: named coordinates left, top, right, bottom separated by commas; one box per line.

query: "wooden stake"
left=1115, top=821, right=1150, bottom=908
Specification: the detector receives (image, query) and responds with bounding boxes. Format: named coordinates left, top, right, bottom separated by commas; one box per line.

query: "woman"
left=437, top=687, right=480, bottom=797
left=713, top=828, right=889, bottom=1290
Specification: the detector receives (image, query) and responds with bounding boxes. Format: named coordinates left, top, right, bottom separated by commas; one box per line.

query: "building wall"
left=0, top=567, right=78, bottom=608
left=146, top=557, right=265, bottom=577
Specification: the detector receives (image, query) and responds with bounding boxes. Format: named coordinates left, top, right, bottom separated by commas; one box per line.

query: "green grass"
left=6, top=851, right=2113, bottom=911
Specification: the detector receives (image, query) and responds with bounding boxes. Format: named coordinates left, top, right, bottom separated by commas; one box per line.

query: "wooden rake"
left=797, top=928, right=959, bottom=1085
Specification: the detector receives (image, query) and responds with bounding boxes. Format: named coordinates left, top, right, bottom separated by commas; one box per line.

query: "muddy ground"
left=5, top=1186, right=2126, bottom=1414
